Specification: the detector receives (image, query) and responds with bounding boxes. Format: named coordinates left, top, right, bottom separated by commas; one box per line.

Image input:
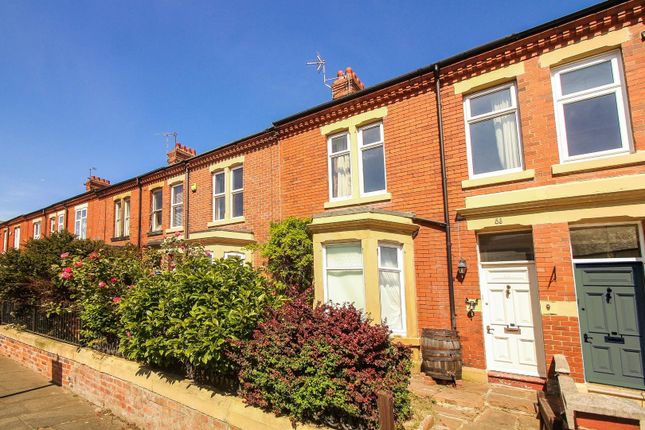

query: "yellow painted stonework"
left=552, top=151, right=645, bottom=175
left=540, top=301, right=578, bottom=317
left=538, top=28, right=631, bottom=68
left=112, top=192, right=132, bottom=201
left=459, top=174, right=645, bottom=230
left=453, top=62, right=526, bottom=95
left=208, top=155, right=244, bottom=173
left=167, top=174, right=185, bottom=185
left=323, top=192, right=391, bottom=209
left=461, top=169, right=535, bottom=189
left=0, top=327, right=323, bottom=430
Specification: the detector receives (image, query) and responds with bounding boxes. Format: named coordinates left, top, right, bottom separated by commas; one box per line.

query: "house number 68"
left=494, top=217, right=503, bottom=225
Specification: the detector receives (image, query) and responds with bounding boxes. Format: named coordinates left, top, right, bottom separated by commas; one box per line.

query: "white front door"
left=481, top=263, right=545, bottom=377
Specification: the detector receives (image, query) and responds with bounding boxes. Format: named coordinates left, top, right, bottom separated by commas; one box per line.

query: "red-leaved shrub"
left=233, top=290, right=411, bottom=430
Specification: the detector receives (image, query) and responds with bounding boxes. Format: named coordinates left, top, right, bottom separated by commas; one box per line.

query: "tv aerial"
left=158, top=131, right=178, bottom=152
left=306, top=52, right=335, bottom=89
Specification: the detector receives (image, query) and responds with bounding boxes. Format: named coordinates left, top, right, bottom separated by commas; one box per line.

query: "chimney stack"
left=167, top=143, right=197, bottom=165
left=331, top=67, right=365, bottom=100
left=85, top=176, right=110, bottom=191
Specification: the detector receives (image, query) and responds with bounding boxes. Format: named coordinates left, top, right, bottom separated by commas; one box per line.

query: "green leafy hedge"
left=119, top=244, right=283, bottom=377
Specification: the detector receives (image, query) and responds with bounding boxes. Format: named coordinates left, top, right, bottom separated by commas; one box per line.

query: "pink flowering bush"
left=55, top=247, right=144, bottom=347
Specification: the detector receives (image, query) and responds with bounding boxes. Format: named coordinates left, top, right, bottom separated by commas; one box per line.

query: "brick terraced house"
left=2, top=0, right=644, bottom=396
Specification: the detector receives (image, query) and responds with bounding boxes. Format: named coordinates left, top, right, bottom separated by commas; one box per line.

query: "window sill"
left=111, top=236, right=130, bottom=243
left=147, top=230, right=163, bottom=237
left=461, top=170, right=535, bottom=189
left=165, top=226, right=184, bottom=234
left=207, top=217, right=245, bottom=228
left=551, top=151, right=645, bottom=175
left=323, top=193, right=392, bottom=209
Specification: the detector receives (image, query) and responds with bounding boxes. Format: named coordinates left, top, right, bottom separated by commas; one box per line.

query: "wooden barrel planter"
left=420, top=328, right=463, bottom=382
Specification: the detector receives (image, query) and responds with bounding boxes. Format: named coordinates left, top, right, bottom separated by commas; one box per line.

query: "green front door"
left=576, top=263, right=645, bottom=390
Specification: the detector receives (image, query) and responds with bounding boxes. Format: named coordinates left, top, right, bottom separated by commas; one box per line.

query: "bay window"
left=170, top=184, right=183, bottom=229
left=464, top=83, right=523, bottom=177
left=324, top=242, right=365, bottom=311
left=378, top=244, right=406, bottom=335
left=551, top=51, right=632, bottom=162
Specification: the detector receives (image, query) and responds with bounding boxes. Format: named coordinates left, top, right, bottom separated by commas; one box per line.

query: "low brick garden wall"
left=0, top=326, right=320, bottom=430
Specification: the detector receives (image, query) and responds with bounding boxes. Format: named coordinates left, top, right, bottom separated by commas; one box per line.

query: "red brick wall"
left=187, top=141, right=280, bottom=248
left=440, top=3, right=644, bottom=380
left=278, top=85, right=451, bottom=335
left=0, top=334, right=239, bottom=430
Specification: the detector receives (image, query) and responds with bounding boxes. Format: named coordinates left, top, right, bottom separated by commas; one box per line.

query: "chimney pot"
left=331, top=66, right=364, bottom=100
left=167, top=142, right=198, bottom=165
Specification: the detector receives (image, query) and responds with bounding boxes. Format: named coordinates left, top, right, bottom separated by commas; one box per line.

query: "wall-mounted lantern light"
left=457, top=258, right=468, bottom=280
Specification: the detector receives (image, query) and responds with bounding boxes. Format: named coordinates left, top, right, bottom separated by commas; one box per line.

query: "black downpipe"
left=136, top=177, right=142, bottom=248
left=434, top=64, right=457, bottom=332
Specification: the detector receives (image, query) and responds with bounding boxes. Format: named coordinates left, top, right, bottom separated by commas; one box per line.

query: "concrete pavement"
left=0, top=356, right=134, bottom=429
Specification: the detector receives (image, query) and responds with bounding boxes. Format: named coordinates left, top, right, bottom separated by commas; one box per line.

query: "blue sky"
left=0, top=0, right=601, bottom=220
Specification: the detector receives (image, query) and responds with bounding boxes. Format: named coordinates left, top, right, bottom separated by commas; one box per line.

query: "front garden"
left=0, top=219, right=411, bottom=430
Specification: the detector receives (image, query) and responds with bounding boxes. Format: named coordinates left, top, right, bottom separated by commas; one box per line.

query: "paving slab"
left=467, top=408, right=519, bottom=430
left=487, top=391, right=537, bottom=414
left=0, top=356, right=134, bottom=430
left=433, top=389, right=486, bottom=410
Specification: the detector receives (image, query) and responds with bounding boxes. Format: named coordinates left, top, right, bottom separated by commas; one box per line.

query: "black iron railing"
left=0, top=301, right=81, bottom=345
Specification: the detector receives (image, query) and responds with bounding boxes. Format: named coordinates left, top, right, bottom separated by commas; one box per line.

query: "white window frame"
left=14, top=227, right=20, bottom=249
left=551, top=50, right=633, bottom=163
left=569, top=222, right=645, bottom=264
left=377, top=243, right=407, bottom=336
left=49, top=216, right=56, bottom=234
left=230, top=166, right=244, bottom=219
left=57, top=213, right=65, bottom=232
left=170, top=183, right=183, bottom=229
left=327, top=131, right=352, bottom=202
left=33, top=221, right=41, bottom=240
left=151, top=189, right=163, bottom=232
left=74, top=206, right=87, bottom=239
left=2, top=229, right=7, bottom=253
left=322, top=241, right=366, bottom=309
left=357, top=122, right=387, bottom=196
left=123, top=198, right=130, bottom=237
left=464, top=82, right=524, bottom=179
left=212, top=171, right=226, bottom=221
left=114, top=200, right=122, bottom=237
left=224, top=251, right=246, bottom=260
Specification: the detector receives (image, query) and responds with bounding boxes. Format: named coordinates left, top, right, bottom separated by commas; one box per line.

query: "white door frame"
left=479, top=260, right=547, bottom=377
